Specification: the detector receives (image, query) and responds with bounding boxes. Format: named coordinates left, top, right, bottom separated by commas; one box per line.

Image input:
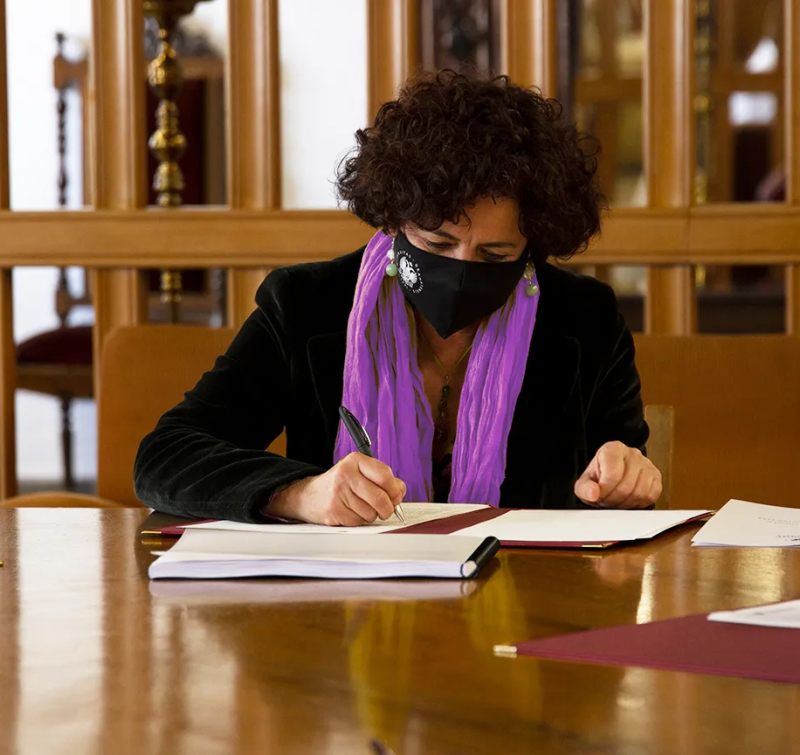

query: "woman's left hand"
left=575, top=441, right=662, bottom=509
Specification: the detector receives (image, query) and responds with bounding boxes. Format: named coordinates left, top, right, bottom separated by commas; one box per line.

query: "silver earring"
left=385, top=238, right=398, bottom=277
left=523, top=263, right=539, bottom=297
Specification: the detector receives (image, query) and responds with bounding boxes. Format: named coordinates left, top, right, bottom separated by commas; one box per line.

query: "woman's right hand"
left=264, top=453, right=407, bottom=526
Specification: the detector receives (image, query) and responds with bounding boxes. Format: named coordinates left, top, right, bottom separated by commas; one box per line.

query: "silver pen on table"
left=338, top=405, right=407, bottom=524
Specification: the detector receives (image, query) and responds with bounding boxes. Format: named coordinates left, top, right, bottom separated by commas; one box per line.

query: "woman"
left=134, top=70, right=661, bottom=525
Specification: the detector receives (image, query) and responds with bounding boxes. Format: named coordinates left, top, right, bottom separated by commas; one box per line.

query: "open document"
left=148, top=505, right=711, bottom=549
left=692, top=499, right=800, bottom=547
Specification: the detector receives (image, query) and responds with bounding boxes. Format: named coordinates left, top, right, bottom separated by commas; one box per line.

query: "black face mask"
left=393, top=232, right=528, bottom=339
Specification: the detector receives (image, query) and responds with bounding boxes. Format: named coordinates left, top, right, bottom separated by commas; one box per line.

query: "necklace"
left=417, top=329, right=474, bottom=442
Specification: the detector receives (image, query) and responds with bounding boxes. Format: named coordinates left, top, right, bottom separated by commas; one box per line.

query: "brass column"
left=144, top=0, right=208, bottom=323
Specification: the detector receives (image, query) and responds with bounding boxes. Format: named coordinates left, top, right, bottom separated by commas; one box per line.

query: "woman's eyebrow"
left=427, top=229, right=459, bottom=240
left=427, top=230, right=517, bottom=248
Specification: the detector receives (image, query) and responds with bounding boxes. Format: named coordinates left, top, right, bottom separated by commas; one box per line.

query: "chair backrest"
left=634, top=335, right=800, bottom=510
left=643, top=404, right=674, bottom=509
left=97, top=325, right=237, bottom=505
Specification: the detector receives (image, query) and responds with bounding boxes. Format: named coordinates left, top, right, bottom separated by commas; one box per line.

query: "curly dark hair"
left=336, top=70, right=604, bottom=265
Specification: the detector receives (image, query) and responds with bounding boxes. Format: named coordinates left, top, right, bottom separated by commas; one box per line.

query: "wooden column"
left=0, top=0, right=15, bottom=498
left=226, top=0, right=280, bottom=328
left=367, top=0, right=419, bottom=120
left=644, top=0, right=696, bottom=335
left=500, top=0, right=558, bottom=94
left=0, top=0, right=8, bottom=212
left=90, top=0, right=147, bottom=396
left=0, top=270, right=15, bottom=499
left=784, top=0, right=800, bottom=335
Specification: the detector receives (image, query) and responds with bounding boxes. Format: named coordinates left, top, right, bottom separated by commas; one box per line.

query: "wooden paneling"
left=90, top=0, right=147, bottom=394
left=4, top=208, right=800, bottom=266
left=500, top=0, right=558, bottom=94
left=367, top=0, right=418, bottom=120
left=226, top=0, right=281, bottom=327
left=0, top=210, right=374, bottom=267
left=644, top=0, right=695, bottom=334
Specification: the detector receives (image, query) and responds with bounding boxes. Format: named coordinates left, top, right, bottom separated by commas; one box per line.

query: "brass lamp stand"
left=143, top=0, right=209, bottom=322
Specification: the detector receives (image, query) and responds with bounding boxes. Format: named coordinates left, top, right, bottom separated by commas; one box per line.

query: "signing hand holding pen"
left=265, top=452, right=407, bottom=526
left=338, top=406, right=406, bottom=524
left=265, top=407, right=407, bottom=526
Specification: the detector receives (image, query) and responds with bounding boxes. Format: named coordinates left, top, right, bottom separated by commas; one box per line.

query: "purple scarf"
left=334, top=231, right=540, bottom=505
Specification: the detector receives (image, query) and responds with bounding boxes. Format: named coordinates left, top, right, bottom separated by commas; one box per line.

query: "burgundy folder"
left=499, top=613, right=800, bottom=683
left=142, top=508, right=710, bottom=549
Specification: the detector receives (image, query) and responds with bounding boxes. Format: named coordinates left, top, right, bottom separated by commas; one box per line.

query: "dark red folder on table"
left=141, top=508, right=710, bottom=549
left=497, top=613, right=800, bottom=684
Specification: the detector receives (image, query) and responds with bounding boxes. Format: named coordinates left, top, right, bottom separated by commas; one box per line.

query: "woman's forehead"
left=419, top=197, right=523, bottom=239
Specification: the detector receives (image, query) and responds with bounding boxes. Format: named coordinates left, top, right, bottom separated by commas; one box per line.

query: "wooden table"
left=1, top=508, right=799, bottom=755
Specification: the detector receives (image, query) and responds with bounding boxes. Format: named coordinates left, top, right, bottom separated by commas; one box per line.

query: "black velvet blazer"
left=134, top=249, right=648, bottom=523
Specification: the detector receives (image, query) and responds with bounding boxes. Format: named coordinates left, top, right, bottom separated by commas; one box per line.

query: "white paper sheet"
left=691, top=499, right=800, bottom=547
left=453, top=509, right=711, bottom=544
left=708, top=600, right=800, bottom=629
left=185, top=502, right=489, bottom=535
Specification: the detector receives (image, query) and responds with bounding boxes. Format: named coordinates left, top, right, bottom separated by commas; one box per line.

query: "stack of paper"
left=709, top=600, right=800, bottom=629
left=692, top=499, right=800, bottom=547
left=148, top=528, right=498, bottom=580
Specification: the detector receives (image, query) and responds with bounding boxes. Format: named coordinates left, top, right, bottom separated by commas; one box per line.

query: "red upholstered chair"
left=16, top=272, right=94, bottom=490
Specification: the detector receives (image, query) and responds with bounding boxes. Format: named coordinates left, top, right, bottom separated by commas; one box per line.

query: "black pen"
left=338, top=406, right=407, bottom=524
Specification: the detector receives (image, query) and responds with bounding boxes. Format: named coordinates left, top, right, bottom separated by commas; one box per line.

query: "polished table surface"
left=1, top=508, right=800, bottom=755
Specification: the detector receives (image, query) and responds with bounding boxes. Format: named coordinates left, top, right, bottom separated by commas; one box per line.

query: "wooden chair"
left=635, top=335, right=800, bottom=510
left=2, top=324, right=287, bottom=508
left=97, top=325, right=239, bottom=505
left=0, top=492, right=127, bottom=508
left=643, top=404, right=674, bottom=509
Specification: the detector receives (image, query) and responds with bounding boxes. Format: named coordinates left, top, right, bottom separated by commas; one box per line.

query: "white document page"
left=708, top=600, right=800, bottom=629
left=185, top=502, right=489, bottom=535
left=452, top=509, right=710, bottom=544
left=691, top=499, right=800, bottom=547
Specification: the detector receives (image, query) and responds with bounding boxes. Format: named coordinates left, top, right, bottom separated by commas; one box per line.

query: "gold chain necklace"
left=417, top=329, right=473, bottom=442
